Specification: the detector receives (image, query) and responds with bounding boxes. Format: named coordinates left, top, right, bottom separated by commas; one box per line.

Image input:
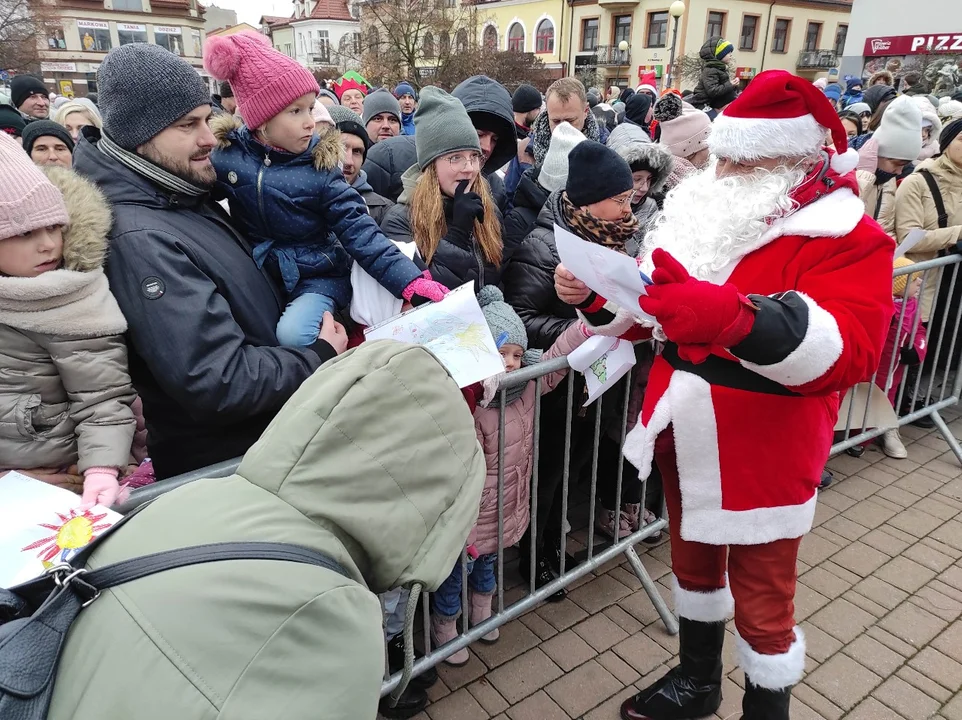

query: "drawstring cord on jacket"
left=387, top=581, right=423, bottom=707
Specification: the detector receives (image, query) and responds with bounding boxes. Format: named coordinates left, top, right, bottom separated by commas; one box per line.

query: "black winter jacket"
left=361, top=135, right=418, bottom=203
left=503, top=167, right=549, bottom=253
left=380, top=166, right=506, bottom=291
left=73, top=129, right=332, bottom=480
left=502, top=191, right=578, bottom=350
left=690, top=38, right=737, bottom=110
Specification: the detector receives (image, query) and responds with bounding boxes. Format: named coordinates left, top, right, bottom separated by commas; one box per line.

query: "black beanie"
left=11, top=75, right=48, bottom=109
left=864, top=84, right=897, bottom=113
left=625, top=93, right=652, bottom=126
left=22, top=120, right=75, bottom=155
left=0, top=104, right=26, bottom=138
left=512, top=84, right=542, bottom=113
left=940, top=118, right=962, bottom=156
left=219, top=81, right=234, bottom=98
left=565, top=140, right=633, bottom=206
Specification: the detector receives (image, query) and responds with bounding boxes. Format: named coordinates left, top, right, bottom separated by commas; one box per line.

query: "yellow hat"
left=892, top=256, right=918, bottom=297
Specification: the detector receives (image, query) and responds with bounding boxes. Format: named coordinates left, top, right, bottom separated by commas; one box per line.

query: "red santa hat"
left=709, top=69, right=859, bottom=175
left=636, top=71, right=658, bottom=98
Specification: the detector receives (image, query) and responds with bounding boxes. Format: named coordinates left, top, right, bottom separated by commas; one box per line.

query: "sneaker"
left=881, top=428, right=908, bottom=459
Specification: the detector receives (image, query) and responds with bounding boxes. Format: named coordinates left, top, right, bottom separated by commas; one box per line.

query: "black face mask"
left=875, top=168, right=897, bottom=185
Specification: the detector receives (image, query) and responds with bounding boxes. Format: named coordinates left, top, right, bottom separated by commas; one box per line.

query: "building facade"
left=262, top=15, right=297, bottom=58
left=288, top=0, right=361, bottom=70
left=840, top=0, right=961, bottom=92
left=472, top=0, right=569, bottom=78
left=203, top=3, right=238, bottom=33
left=39, top=0, right=208, bottom=97
left=566, top=0, right=851, bottom=90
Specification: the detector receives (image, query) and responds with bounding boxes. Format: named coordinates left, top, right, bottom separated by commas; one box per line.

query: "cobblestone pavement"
left=389, top=410, right=962, bottom=720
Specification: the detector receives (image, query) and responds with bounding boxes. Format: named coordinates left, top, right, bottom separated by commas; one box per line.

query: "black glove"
left=952, top=238, right=962, bottom=255
left=448, top=179, right=485, bottom=239
left=900, top=346, right=921, bottom=366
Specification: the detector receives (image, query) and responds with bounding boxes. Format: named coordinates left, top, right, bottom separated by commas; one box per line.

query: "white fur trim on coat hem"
left=672, top=574, right=734, bottom=622
left=739, top=292, right=843, bottom=388
left=736, top=626, right=806, bottom=690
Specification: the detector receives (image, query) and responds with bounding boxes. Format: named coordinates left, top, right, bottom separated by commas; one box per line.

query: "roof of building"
left=308, top=0, right=353, bottom=21
left=260, top=14, right=294, bottom=26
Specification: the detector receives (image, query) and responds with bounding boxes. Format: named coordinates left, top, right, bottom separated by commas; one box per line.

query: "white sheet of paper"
left=567, top=335, right=637, bottom=405
left=364, top=283, right=504, bottom=388
left=895, top=228, right=926, bottom=259
left=554, top=224, right=654, bottom=321
left=0, top=471, right=121, bottom=589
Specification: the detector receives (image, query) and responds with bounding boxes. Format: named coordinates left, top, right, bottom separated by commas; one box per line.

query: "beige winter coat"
left=896, top=154, right=962, bottom=319
left=857, top=170, right=897, bottom=239
left=0, top=167, right=135, bottom=484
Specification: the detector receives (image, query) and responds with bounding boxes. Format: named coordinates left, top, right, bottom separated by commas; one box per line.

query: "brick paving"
left=390, top=410, right=962, bottom=719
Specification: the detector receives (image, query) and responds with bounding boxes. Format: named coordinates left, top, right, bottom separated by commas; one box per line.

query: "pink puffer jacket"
left=470, top=323, right=588, bottom=555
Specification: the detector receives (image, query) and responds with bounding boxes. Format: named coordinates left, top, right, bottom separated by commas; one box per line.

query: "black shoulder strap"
left=85, top=542, right=350, bottom=590
left=919, top=169, right=949, bottom=229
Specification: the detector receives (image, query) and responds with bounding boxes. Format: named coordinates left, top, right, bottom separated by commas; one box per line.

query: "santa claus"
left=556, top=70, right=895, bottom=719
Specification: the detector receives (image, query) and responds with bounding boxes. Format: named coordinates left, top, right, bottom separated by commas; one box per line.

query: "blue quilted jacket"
left=210, top=117, right=422, bottom=303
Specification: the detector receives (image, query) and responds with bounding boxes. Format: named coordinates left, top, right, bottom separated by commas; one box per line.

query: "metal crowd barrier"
left=115, top=254, right=962, bottom=701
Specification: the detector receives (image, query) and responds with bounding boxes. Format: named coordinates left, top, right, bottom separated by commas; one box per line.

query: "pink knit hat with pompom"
left=204, top=31, right=320, bottom=130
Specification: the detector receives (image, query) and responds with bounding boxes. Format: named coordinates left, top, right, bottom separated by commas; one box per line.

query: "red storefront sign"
left=864, top=33, right=962, bottom=57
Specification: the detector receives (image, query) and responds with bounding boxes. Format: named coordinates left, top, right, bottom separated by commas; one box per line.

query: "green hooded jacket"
left=48, top=341, right=486, bottom=720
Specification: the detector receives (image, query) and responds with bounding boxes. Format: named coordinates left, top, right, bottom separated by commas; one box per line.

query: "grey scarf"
left=98, top=131, right=207, bottom=197
left=487, top=349, right=544, bottom=409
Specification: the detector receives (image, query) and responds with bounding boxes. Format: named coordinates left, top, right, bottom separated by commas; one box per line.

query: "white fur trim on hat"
left=736, top=626, right=806, bottom=690
left=830, top=148, right=859, bottom=174
left=709, top=113, right=824, bottom=162
left=672, top=574, right=734, bottom=622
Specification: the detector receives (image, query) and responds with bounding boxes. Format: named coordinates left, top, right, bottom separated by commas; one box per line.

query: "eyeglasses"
left=445, top=152, right=484, bottom=169
left=612, top=193, right=634, bottom=208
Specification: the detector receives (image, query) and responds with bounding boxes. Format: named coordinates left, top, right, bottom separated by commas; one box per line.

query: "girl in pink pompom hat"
left=203, top=32, right=447, bottom=348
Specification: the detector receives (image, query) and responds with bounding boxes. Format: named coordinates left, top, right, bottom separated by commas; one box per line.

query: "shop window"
left=154, top=28, right=184, bottom=55
left=78, top=22, right=111, bottom=52
left=118, top=24, right=148, bottom=45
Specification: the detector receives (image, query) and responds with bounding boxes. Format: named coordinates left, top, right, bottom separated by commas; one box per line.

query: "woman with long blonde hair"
left=380, top=86, right=505, bottom=291
left=53, top=99, right=103, bottom=142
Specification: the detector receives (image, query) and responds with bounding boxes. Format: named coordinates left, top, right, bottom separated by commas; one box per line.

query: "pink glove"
left=80, top=467, right=121, bottom=509
left=402, top=271, right=449, bottom=305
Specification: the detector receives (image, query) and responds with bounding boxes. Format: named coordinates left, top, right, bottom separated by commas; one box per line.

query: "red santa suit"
left=578, top=71, right=895, bottom=704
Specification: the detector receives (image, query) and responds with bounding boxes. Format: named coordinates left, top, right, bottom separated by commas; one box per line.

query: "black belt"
left=661, top=343, right=801, bottom=397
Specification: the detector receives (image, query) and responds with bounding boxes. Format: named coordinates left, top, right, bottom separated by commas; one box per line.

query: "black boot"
left=386, top=633, right=437, bottom=691
left=517, top=532, right=566, bottom=602
left=742, top=678, right=792, bottom=720
left=378, top=687, right=428, bottom=719
left=620, top=618, right=724, bottom=720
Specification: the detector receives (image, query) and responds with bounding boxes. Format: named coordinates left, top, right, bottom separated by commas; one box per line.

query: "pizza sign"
left=864, top=34, right=962, bottom=57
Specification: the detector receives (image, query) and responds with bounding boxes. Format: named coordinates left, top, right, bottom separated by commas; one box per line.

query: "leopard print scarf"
left=560, top=193, right=639, bottom=254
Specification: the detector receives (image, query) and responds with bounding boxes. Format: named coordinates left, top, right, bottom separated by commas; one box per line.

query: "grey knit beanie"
left=478, top=286, right=527, bottom=351
left=98, top=43, right=211, bottom=150
left=539, top=122, right=584, bottom=193
left=362, top=88, right=402, bottom=125
left=414, top=86, right=481, bottom=170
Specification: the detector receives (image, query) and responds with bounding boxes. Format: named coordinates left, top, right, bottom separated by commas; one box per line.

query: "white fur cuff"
left=736, top=626, right=806, bottom=690
left=672, top=574, right=734, bottom=622
left=576, top=305, right=641, bottom=338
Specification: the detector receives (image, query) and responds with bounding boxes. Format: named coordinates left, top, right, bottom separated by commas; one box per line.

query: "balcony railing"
left=797, top=48, right=838, bottom=70
left=592, top=45, right=631, bottom=67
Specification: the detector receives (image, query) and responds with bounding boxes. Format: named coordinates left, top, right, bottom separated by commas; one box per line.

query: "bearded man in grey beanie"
left=72, top=43, right=344, bottom=480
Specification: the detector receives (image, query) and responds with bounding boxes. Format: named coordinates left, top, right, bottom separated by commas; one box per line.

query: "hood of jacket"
left=351, top=168, right=374, bottom=194
left=915, top=97, right=943, bottom=159
left=700, top=37, right=726, bottom=63
left=535, top=189, right=566, bottom=232
left=234, top=340, right=486, bottom=591
left=514, top=166, right=550, bottom=212
left=43, top=165, right=112, bottom=272
left=531, top=109, right=601, bottom=166
left=452, top=75, right=517, bottom=173
left=396, top=162, right=422, bottom=205
left=361, top=133, right=418, bottom=202
left=612, top=140, right=673, bottom=196
left=624, top=94, right=653, bottom=129
left=210, top=113, right=342, bottom=173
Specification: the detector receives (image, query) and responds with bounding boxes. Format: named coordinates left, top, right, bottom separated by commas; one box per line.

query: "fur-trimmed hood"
left=869, top=70, right=894, bottom=88
left=41, top=166, right=112, bottom=273
left=209, top=112, right=342, bottom=172
left=612, top=141, right=673, bottom=196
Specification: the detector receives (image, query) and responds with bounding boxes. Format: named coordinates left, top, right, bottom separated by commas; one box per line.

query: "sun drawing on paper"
left=21, top=508, right=112, bottom=567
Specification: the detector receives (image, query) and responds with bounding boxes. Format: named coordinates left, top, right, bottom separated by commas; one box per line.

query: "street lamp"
left=665, top=0, right=685, bottom=90
left=618, top=39, right=629, bottom=89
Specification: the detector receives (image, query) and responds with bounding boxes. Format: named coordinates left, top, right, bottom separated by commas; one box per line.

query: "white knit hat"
left=539, top=122, right=585, bottom=193
left=938, top=99, right=962, bottom=122
left=875, top=95, right=923, bottom=161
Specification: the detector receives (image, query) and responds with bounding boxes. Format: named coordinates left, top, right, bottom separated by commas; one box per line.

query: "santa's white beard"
left=643, top=160, right=805, bottom=281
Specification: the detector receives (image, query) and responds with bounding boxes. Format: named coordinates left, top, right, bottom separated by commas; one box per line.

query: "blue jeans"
left=275, top=292, right=338, bottom=347
left=432, top=553, right=497, bottom=618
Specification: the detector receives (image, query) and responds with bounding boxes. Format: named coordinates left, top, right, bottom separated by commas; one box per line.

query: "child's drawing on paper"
left=21, top=507, right=113, bottom=567
left=589, top=355, right=608, bottom=383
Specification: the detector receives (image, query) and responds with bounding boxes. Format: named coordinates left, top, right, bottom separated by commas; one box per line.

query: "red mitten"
left=639, top=249, right=755, bottom=361
left=402, top=270, right=449, bottom=305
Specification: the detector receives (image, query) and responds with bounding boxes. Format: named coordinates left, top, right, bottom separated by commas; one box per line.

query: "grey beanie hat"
left=478, top=286, right=527, bottom=351
left=362, top=88, right=402, bottom=125
left=539, top=122, right=585, bottom=193
left=414, top=86, right=481, bottom=170
left=97, top=43, right=210, bottom=150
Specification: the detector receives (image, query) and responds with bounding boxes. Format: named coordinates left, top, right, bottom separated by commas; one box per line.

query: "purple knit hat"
left=204, top=31, right=320, bottom=130
left=0, top=132, right=69, bottom=242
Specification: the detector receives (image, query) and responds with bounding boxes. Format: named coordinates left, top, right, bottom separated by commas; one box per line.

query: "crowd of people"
left=1, top=27, right=961, bottom=720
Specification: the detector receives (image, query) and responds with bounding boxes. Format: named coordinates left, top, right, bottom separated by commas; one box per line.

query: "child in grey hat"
left=430, top=286, right=590, bottom=664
